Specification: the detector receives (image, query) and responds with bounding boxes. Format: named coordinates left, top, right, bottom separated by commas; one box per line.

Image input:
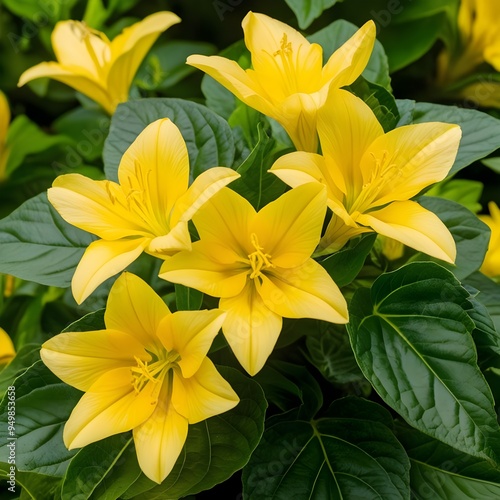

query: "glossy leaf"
left=285, top=0, right=339, bottom=29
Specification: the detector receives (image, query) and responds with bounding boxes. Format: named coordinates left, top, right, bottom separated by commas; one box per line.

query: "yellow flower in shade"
left=187, top=12, right=375, bottom=153
left=47, top=118, right=239, bottom=304
left=160, top=183, right=348, bottom=376
left=40, top=272, right=239, bottom=484
left=270, top=89, right=461, bottom=261
left=479, top=202, right=500, bottom=278
left=437, top=0, right=500, bottom=87
left=0, top=90, right=10, bottom=181
left=0, top=327, right=15, bottom=365
left=18, top=12, right=180, bottom=114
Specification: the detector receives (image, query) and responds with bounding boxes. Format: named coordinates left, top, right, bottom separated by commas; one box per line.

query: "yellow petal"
left=360, top=122, right=462, bottom=208
left=159, top=244, right=248, bottom=298
left=171, top=167, right=240, bottom=226
left=258, top=260, right=348, bottom=323
left=318, top=89, right=383, bottom=196
left=254, top=183, right=327, bottom=268
left=133, top=380, right=188, bottom=484
left=322, top=20, right=376, bottom=89
left=356, top=200, right=456, bottom=263
left=192, top=187, right=255, bottom=257
left=72, top=237, right=149, bottom=304
left=51, top=21, right=111, bottom=80
left=220, top=282, right=282, bottom=376
left=48, top=174, right=150, bottom=239
left=148, top=221, right=192, bottom=256
left=0, top=90, right=10, bottom=146
left=158, top=310, right=226, bottom=378
left=171, top=357, right=239, bottom=424
left=186, top=54, right=274, bottom=117
left=18, top=63, right=114, bottom=114
left=108, top=12, right=181, bottom=104
left=318, top=215, right=371, bottom=255
left=40, top=329, right=149, bottom=392
left=64, top=367, right=159, bottom=449
left=105, top=272, right=170, bottom=351
left=118, top=118, right=189, bottom=228
left=0, top=327, right=15, bottom=365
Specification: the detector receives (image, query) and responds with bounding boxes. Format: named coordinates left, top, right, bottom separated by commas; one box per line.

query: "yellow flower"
left=40, top=272, right=238, bottom=484
left=0, top=327, right=15, bottom=366
left=160, top=183, right=348, bottom=376
left=0, top=90, right=11, bottom=181
left=187, top=12, right=375, bottom=153
left=479, top=202, right=500, bottom=278
left=437, top=0, right=500, bottom=86
left=47, top=118, right=239, bottom=304
left=270, top=89, right=461, bottom=262
left=18, top=12, right=181, bottom=114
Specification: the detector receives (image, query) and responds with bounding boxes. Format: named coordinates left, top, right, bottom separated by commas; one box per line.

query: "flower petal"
left=159, top=244, right=248, bottom=298
left=157, top=309, right=226, bottom=378
left=18, top=63, right=114, bottom=114
left=40, top=329, right=149, bottom=392
left=108, top=12, right=181, bottom=104
left=117, top=119, right=189, bottom=229
left=148, top=221, right=192, bottom=256
left=0, top=327, right=15, bottom=365
left=72, top=237, right=149, bottom=304
left=171, top=167, right=241, bottom=226
left=51, top=21, right=111, bottom=79
left=220, top=282, right=282, bottom=375
left=254, top=183, right=327, bottom=268
left=318, top=89, right=383, bottom=197
left=258, top=260, right=349, bottom=324
left=64, top=367, right=159, bottom=450
left=171, top=357, right=239, bottom=424
left=105, top=272, right=170, bottom=351
left=48, top=174, right=149, bottom=239
left=318, top=215, right=371, bottom=255
left=322, top=20, right=376, bottom=89
left=356, top=200, right=456, bottom=263
left=133, top=381, right=188, bottom=484
left=0, top=90, right=10, bottom=146
left=359, top=122, right=462, bottom=208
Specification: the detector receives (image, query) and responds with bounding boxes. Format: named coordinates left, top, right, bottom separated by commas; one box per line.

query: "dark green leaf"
left=466, top=272, right=500, bottom=336
left=415, top=197, right=490, bottom=279
left=0, top=464, right=61, bottom=500
left=103, top=98, right=235, bottom=182
left=348, top=262, right=500, bottom=462
left=425, top=179, right=483, bottom=213
left=0, top=361, right=80, bottom=477
left=0, top=193, right=95, bottom=287
left=412, top=103, right=500, bottom=175
left=285, top=0, right=339, bottom=29
left=0, top=344, right=40, bottom=399
left=174, top=284, right=203, bottom=311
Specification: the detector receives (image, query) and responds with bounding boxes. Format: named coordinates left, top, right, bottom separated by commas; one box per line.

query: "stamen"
left=130, top=352, right=180, bottom=394
left=248, top=233, right=274, bottom=279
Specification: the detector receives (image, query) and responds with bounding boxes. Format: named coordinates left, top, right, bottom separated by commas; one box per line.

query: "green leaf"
left=348, top=262, right=500, bottom=462
left=2, top=0, right=77, bottom=22
left=174, top=284, right=203, bottom=311
left=122, top=366, right=267, bottom=499
left=0, top=344, right=40, bottom=399
left=61, top=435, right=139, bottom=500
left=412, top=102, right=500, bottom=176
left=396, top=424, right=500, bottom=500
left=425, top=179, right=483, bottom=213
left=308, top=19, right=391, bottom=90
left=103, top=98, right=235, bottom=183
left=319, top=233, right=377, bottom=287
left=465, top=272, right=500, bottom=337
left=415, top=197, right=490, bottom=280
left=231, top=123, right=287, bottom=210
left=0, top=361, right=80, bottom=477
left=482, top=157, right=500, bottom=174
left=285, top=0, right=339, bottom=29
left=0, top=464, right=61, bottom=500
left=0, top=193, right=95, bottom=287
left=243, top=397, right=410, bottom=499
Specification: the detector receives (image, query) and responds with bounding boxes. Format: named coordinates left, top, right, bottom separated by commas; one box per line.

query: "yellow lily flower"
left=0, top=90, right=10, bottom=181
left=479, top=202, right=500, bottom=278
left=160, top=183, right=348, bottom=376
left=0, top=327, right=15, bottom=366
left=40, top=272, right=238, bottom=484
left=270, top=89, right=461, bottom=262
left=187, top=12, right=375, bottom=153
left=437, top=0, right=500, bottom=87
left=47, top=118, right=239, bottom=304
left=18, top=12, right=181, bottom=114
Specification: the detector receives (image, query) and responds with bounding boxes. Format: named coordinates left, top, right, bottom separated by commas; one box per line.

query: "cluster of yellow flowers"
left=13, top=10, right=474, bottom=484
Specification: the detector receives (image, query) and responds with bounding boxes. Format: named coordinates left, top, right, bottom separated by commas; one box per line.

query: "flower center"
left=131, top=351, right=180, bottom=394
left=248, top=233, right=274, bottom=279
